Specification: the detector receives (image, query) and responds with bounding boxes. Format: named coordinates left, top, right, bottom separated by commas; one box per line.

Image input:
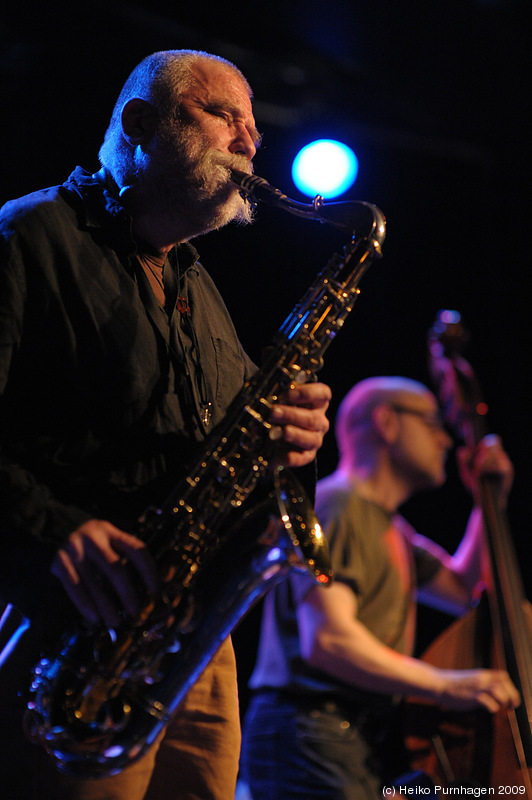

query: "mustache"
left=209, top=152, right=253, bottom=180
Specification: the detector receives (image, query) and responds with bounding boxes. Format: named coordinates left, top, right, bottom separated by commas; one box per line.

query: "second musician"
left=240, top=375, right=519, bottom=799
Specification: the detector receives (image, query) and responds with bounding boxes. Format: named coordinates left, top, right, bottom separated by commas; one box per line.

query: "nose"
left=229, top=123, right=256, bottom=160
left=439, top=428, right=453, bottom=450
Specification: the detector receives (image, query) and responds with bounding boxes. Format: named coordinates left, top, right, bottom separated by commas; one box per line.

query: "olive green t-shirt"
left=249, top=471, right=441, bottom=702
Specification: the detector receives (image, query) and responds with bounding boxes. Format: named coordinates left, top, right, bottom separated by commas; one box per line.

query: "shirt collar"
left=62, top=166, right=200, bottom=271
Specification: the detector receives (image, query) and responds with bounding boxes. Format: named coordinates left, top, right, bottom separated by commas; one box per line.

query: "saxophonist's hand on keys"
left=51, top=520, right=159, bottom=628
left=50, top=382, right=331, bottom=627
left=269, top=381, right=331, bottom=468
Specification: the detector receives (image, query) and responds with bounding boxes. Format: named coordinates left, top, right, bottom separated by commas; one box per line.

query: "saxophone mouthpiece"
left=230, top=170, right=289, bottom=207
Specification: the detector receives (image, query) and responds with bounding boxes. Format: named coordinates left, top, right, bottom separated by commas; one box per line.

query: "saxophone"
left=24, top=171, right=386, bottom=776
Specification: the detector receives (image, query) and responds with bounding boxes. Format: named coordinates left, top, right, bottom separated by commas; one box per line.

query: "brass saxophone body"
left=24, top=172, right=386, bottom=776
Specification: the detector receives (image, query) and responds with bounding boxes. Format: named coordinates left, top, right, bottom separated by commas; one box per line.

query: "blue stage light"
left=291, top=139, right=359, bottom=198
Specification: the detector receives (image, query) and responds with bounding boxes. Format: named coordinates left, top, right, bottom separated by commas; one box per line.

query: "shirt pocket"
left=211, top=336, right=248, bottom=413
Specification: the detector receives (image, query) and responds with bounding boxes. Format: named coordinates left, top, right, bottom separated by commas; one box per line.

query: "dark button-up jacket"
left=0, top=167, right=255, bottom=614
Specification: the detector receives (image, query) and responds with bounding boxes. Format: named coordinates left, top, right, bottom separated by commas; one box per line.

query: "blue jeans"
left=240, top=692, right=403, bottom=800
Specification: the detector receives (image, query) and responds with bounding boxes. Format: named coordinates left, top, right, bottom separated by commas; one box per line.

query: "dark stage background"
left=2, top=0, right=531, bottom=709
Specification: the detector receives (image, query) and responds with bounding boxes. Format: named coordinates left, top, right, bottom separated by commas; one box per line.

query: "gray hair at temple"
left=335, top=376, right=429, bottom=466
left=98, top=49, right=252, bottom=184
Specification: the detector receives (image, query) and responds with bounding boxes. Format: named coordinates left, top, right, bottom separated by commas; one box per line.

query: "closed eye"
left=205, top=106, right=230, bottom=121
left=205, top=105, right=262, bottom=148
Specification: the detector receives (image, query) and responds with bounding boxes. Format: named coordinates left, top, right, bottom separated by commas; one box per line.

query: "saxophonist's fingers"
left=51, top=520, right=159, bottom=627
left=269, top=382, right=331, bottom=467
left=50, top=547, right=102, bottom=627
left=281, top=381, right=332, bottom=410
left=270, top=383, right=330, bottom=430
left=100, top=528, right=160, bottom=595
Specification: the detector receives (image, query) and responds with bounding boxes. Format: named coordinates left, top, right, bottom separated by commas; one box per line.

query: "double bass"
left=405, top=309, right=532, bottom=792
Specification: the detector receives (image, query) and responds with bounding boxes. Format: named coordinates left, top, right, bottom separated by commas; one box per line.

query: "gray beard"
left=135, top=125, right=254, bottom=236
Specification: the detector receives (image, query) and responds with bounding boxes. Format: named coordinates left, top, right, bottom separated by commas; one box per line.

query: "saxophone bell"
left=273, top=467, right=332, bottom=585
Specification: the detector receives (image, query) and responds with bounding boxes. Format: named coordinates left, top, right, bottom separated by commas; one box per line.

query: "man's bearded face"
left=137, top=115, right=254, bottom=234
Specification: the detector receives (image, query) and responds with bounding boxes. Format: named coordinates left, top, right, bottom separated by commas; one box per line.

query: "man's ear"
left=372, top=403, right=399, bottom=444
left=121, top=98, right=158, bottom=146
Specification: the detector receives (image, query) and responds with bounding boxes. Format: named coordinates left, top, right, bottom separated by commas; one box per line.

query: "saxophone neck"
left=230, top=169, right=386, bottom=240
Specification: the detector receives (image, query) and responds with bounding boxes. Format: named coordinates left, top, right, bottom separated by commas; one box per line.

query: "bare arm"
left=297, top=580, right=519, bottom=713
left=414, top=511, right=484, bottom=616
left=417, top=434, right=514, bottom=615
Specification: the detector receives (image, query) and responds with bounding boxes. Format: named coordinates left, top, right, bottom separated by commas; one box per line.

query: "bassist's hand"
left=457, top=434, right=514, bottom=507
left=438, top=667, right=520, bottom=713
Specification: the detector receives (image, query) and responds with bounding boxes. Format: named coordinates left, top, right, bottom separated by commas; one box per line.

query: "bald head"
left=336, top=376, right=433, bottom=466
left=98, top=49, right=252, bottom=185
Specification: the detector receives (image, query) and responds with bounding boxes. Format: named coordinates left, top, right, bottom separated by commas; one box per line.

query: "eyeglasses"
left=390, top=404, right=445, bottom=432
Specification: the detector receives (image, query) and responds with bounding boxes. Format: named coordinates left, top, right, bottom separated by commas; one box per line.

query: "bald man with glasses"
left=240, top=376, right=519, bottom=800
